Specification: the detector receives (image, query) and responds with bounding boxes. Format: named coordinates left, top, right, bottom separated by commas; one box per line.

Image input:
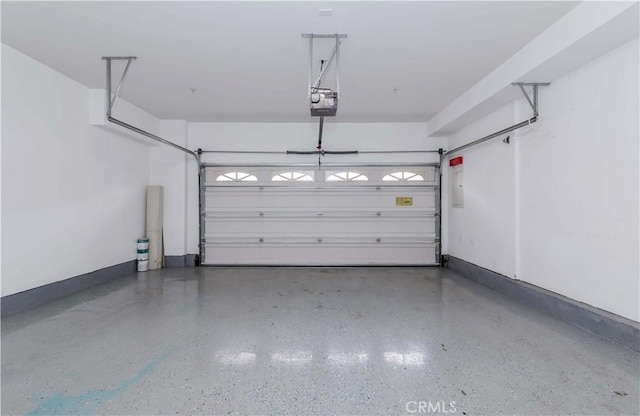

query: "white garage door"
left=202, top=164, right=440, bottom=265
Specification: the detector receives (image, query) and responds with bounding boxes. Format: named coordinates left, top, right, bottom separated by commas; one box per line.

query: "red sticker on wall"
left=449, top=156, right=463, bottom=167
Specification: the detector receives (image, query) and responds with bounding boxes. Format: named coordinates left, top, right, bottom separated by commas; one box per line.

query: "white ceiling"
left=2, top=1, right=578, bottom=123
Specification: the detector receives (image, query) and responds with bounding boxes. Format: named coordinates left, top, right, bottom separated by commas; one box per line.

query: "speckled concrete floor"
left=2, top=267, right=638, bottom=415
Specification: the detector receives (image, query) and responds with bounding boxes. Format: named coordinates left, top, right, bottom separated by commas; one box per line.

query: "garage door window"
left=272, top=172, right=314, bottom=181
left=216, top=172, right=258, bottom=182
left=382, top=171, right=424, bottom=181
left=326, top=171, right=368, bottom=181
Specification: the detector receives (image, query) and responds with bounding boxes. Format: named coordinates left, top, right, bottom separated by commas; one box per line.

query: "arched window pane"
left=272, top=172, right=313, bottom=181
left=383, top=171, right=424, bottom=181
left=216, top=172, right=258, bottom=182
left=327, top=171, right=369, bottom=181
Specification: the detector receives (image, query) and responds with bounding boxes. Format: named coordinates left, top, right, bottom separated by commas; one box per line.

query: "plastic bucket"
left=137, top=249, right=149, bottom=261
left=137, top=238, right=149, bottom=250
left=137, top=260, right=149, bottom=272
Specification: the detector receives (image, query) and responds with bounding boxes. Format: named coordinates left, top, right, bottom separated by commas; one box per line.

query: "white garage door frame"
left=199, top=163, right=442, bottom=266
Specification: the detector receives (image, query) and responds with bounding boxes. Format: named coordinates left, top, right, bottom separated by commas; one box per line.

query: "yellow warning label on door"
left=396, top=197, right=413, bottom=206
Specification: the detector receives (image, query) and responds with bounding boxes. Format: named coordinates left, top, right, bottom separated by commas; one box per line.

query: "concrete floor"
left=2, top=267, right=638, bottom=415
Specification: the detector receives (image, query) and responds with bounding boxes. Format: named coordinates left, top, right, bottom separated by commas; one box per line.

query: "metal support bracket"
left=303, top=33, right=347, bottom=98
left=102, top=56, right=137, bottom=117
left=302, top=33, right=348, bottom=39
left=511, top=82, right=550, bottom=117
left=312, top=42, right=340, bottom=91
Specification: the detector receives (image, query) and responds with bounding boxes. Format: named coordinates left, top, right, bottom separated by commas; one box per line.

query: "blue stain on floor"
left=27, top=350, right=176, bottom=415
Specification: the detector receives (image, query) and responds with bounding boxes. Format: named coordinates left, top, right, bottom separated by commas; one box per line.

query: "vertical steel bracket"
left=101, top=56, right=137, bottom=117
left=303, top=33, right=347, bottom=96
left=511, top=82, right=550, bottom=117
left=198, top=155, right=206, bottom=266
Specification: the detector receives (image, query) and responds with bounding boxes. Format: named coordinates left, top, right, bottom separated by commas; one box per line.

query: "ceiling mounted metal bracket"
left=512, top=82, right=550, bottom=117
left=312, top=41, right=340, bottom=91
left=302, top=33, right=348, bottom=39
left=303, top=33, right=347, bottom=93
left=101, top=56, right=137, bottom=117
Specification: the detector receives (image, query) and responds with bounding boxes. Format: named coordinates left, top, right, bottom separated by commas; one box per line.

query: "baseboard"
left=447, top=256, right=640, bottom=352
left=164, top=255, right=198, bottom=268
left=186, top=254, right=198, bottom=267
left=165, top=255, right=186, bottom=268
left=1, top=260, right=137, bottom=316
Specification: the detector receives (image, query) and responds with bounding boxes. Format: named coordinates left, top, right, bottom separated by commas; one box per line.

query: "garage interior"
left=1, top=1, right=639, bottom=415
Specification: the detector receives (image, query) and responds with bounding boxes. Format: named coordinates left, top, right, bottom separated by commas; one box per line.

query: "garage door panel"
left=204, top=209, right=436, bottom=218
left=206, top=167, right=439, bottom=185
left=206, top=236, right=435, bottom=244
left=205, top=218, right=437, bottom=235
left=205, top=192, right=436, bottom=210
left=204, top=244, right=438, bottom=265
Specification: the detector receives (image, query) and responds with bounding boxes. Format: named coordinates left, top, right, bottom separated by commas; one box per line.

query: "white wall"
left=444, top=38, right=639, bottom=322
left=150, top=120, right=189, bottom=256
left=184, top=122, right=446, bottom=254
left=1, top=44, right=152, bottom=296
left=446, top=101, right=518, bottom=277
left=518, top=37, right=639, bottom=322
